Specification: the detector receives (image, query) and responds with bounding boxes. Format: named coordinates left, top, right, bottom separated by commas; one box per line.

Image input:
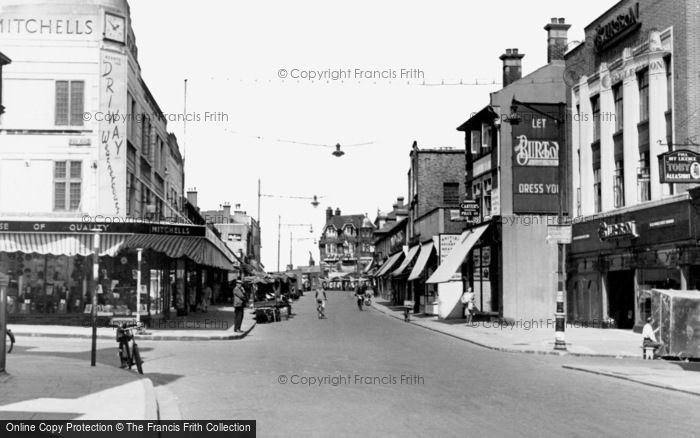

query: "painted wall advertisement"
left=511, top=103, right=563, bottom=214
left=439, top=233, right=462, bottom=281
left=98, top=49, right=127, bottom=215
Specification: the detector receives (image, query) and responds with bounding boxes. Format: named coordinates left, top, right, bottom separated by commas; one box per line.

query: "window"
left=613, top=83, right=623, bottom=132
left=481, top=123, right=492, bottom=153
left=665, top=56, right=672, bottom=112
left=55, top=81, right=84, bottom=126
left=470, top=130, right=480, bottom=154
left=126, top=172, right=136, bottom=215
left=443, top=182, right=460, bottom=205
left=638, top=69, right=649, bottom=122
left=613, top=160, right=625, bottom=208
left=141, top=114, right=151, bottom=158
left=638, top=152, right=650, bottom=202
left=593, top=167, right=602, bottom=213
left=483, top=178, right=492, bottom=217
left=54, top=161, right=82, bottom=211
left=591, top=95, right=600, bottom=142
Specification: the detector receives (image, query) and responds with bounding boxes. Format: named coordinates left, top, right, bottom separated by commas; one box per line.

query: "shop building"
left=318, top=207, right=375, bottom=279
left=0, top=0, right=237, bottom=322
left=450, top=18, right=571, bottom=322
left=405, top=142, right=467, bottom=316
left=201, top=202, right=262, bottom=267
left=372, top=215, right=407, bottom=304
left=565, top=0, right=700, bottom=330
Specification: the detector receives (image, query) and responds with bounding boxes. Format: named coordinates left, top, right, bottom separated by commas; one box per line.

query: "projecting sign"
left=658, top=149, right=700, bottom=183
left=460, top=199, right=480, bottom=222
left=511, top=103, right=564, bottom=214
left=547, top=225, right=572, bottom=244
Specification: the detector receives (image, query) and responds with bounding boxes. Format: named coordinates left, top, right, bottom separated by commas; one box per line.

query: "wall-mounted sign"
left=0, top=220, right=206, bottom=236
left=658, top=149, right=700, bottom=183
left=69, top=138, right=91, bottom=146
left=450, top=209, right=466, bottom=222
left=547, top=225, right=572, bottom=244
left=460, top=199, right=480, bottom=222
left=598, top=221, right=638, bottom=241
left=511, top=103, right=564, bottom=214
left=594, top=2, right=641, bottom=52
left=0, top=16, right=95, bottom=37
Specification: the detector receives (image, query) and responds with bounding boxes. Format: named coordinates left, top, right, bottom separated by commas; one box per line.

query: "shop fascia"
left=0, top=220, right=206, bottom=236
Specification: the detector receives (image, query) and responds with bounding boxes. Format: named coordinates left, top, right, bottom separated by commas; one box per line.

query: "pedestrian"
left=202, top=283, right=212, bottom=313
left=460, top=287, right=476, bottom=325
left=233, top=281, right=246, bottom=332
left=642, top=316, right=663, bottom=358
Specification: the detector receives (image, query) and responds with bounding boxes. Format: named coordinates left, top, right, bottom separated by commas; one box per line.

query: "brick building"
left=200, top=202, right=262, bottom=268
left=565, top=0, right=700, bottom=330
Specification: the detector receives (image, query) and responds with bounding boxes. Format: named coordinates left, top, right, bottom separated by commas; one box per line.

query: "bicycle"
left=114, top=320, right=144, bottom=374
left=317, top=300, right=326, bottom=319
left=5, top=329, right=14, bottom=354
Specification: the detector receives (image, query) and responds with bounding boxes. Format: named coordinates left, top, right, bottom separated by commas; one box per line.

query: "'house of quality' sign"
left=658, top=149, right=700, bottom=183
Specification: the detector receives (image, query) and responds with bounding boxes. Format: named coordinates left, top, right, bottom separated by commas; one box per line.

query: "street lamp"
left=509, top=96, right=567, bottom=351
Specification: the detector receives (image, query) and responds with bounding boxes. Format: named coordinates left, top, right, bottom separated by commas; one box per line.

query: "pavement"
left=7, top=304, right=257, bottom=341
left=0, top=354, right=157, bottom=420
left=371, top=299, right=700, bottom=397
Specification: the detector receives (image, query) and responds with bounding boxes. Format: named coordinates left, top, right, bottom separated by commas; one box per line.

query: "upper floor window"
left=591, top=95, right=600, bottom=142
left=638, top=68, right=649, bottom=122
left=324, top=226, right=336, bottom=238
left=55, top=81, right=84, bottom=126
left=54, top=161, right=82, bottom=211
left=443, top=182, right=460, bottom=205
left=665, top=56, right=672, bottom=112
left=470, top=130, right=480, bottom=154
left=481, top=123, right=493, bottom=153
left=613, top=83, right=623, bottom=132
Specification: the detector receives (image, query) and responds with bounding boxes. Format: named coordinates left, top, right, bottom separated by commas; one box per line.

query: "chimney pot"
left=326, top=207, right=333, bottom=221
left=551, top=17, right=557, bottom=23
left=558, top=17, right=565, bottom=24
left=335, top=208, right=341, bottom=216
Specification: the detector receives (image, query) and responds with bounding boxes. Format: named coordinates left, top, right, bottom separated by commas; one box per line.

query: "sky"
left=127, top=0, right=618, bottom=270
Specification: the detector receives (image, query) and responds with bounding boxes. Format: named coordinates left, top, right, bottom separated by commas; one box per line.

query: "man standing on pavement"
left=233, top=281, right=247, bottom=333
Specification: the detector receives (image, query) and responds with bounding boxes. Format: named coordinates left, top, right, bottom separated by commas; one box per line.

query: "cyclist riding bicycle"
left=315, top=287, right=327, bottom=319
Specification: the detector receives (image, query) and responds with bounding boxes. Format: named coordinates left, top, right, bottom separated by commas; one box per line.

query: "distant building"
left=318, top=207, right=375, bottom=275
left=200, top=202, right=262, bottom=268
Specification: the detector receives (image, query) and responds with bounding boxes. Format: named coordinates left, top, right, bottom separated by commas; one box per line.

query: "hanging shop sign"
left=594, top=2, right=641, bottom=52
left=511, top=103, right=564, bottom=214
left=598, top=220, right=638, bottom=241
left=460, top=199, right=480, bottom=222
left=658, top=149, right=700, bottom=183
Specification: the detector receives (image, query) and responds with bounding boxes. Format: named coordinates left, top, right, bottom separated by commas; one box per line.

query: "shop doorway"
left=607, top=270, right=635, bottom=329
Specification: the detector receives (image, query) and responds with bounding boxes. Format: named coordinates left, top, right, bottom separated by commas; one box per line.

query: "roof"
left=324, top=214, right=368, bottom=230
left=456, top=105, right=499, bottom=132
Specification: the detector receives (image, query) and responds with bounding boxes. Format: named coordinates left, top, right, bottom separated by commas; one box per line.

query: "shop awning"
left=408, top=241, right=435, bottom=281
left=374, top=252, right=403, bottom=278
left=391, top=245, right=420, bottom=277
left=121, top=233, right=236, bottom=271
left=0, top=233, right=127, bottom=257
left=426, top=224, right=489, bottom=284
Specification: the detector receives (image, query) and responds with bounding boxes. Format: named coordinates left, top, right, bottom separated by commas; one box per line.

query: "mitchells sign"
left=659, top=149, right=700, bottom=183
left=594, top=2, right=641, bottom=52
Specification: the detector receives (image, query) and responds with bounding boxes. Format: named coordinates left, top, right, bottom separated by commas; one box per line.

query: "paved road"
left=12, top=292, right=700, bottom=437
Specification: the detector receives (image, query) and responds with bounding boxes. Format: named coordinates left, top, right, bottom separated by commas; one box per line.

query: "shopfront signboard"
left=0, top=220, right=207, bottom=236
left=598, top=220, right=638, bottom=241
left=658, top=149, right=700, bottom=183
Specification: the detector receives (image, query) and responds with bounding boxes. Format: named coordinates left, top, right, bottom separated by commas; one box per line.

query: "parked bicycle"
left=5, top=329, right=14, bottom=354
left=114, top=320, right=144, bottom=374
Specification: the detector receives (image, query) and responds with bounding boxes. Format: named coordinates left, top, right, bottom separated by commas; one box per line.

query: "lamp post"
left=90, top=228, right=101, bottom=366
left=136, top=248, right=143, bottom=325
left=509, top=96, right=568, bottom=351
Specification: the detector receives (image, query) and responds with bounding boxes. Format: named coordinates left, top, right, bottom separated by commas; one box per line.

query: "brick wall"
left=415, top=151, right=466, bottom=219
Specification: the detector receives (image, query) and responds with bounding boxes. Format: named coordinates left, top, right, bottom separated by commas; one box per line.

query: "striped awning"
left=408, top=241, right=435, bottom=281
left=0, top=233, right=127, bottom=257
left=374, top=251, right=404, bottom=278
left=121, top=234, right=235, bottom=270
left=391, top=245, right=420, bottom=277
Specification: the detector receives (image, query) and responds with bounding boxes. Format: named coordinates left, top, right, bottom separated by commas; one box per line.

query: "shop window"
left=638, top=152, right=650, bottom=202
left=54, top=161, right=82, bottom=211
left=613, top=160, right=625, bottom=208
left=443, top=182, right=460, bottom=205
left=55, top=80, right=84, bottom=126
left=638, top=68, right=649, bottom=122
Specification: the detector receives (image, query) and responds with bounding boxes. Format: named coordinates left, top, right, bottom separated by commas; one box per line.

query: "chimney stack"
left=335, top=208, right=341, bottom=216
left=186, top=187, right=198, bottom=207
left=326, top=207, right=333, bottom=221
left=499, top=48, right=525, bottom=87
left=397, top=196, right=405, bottom=208
left=223, top=202, right=231, bottom=218
left=544, top=18, right=570, bottom=62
